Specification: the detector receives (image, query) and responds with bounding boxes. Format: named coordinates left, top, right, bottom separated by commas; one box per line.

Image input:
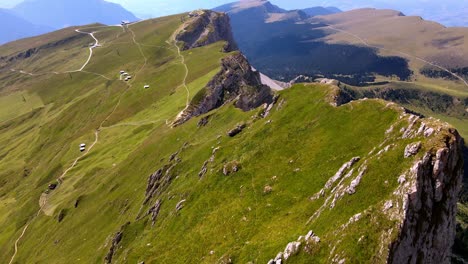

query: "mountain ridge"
left=0, top=6, right=465, bottom=264
left=301, top=6, right=342, bottom=16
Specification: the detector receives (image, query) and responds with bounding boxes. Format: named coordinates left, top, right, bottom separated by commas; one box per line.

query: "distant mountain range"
left=214, top=1, right=341, bottom=17
left=0, top=0, right=137, bottom=44
left=215, top=0, right=468, bottom=88
left=0, top=8, right=51, bottom=44
left=306, top=0, right=468, bottom=27
left=301, top=6, right=341, bottom=16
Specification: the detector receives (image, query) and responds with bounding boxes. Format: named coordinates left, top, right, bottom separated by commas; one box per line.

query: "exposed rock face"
left=325, top=157, right=360, bottom=189
left=105, top=222, right=130, bottom=264
left=388, top=129, right=464, bottom=263
left=176, top=10, right=237, bottom=52
left=227, top=123, right=246, bottom=137
left=136, top=143, right=190, bottom=220
left=149, top=199, right=162, bottom=226
left=198, top=146, right=220, bottom=179
left=174, top=53, right=273, bottom=126
left=283, top=242, right=301, bottom=259
left=328, top=85, right=354, bottom=107
left=222, top=161, right=240, bottom=176
left=268, top=230, right=320, bottom=263
left=404, top=142, right=422, bottom=158
left=175, top=199, right=186, bottom=211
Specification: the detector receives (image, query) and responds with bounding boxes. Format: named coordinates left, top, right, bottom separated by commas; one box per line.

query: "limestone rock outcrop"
left=176, top=10, right=237, bottom=52
left=173, top=53, right=273, bottom=126
left=388, top=128, right=464, bottom=263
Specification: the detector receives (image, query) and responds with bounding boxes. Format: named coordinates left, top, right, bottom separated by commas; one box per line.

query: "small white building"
left=120, top=70, right=125, bottom=74
left=121, top=20, right=130, bottom=25
left=144, top=85, right=150, bottom=89
left=80, top=143, right=86, bottom=147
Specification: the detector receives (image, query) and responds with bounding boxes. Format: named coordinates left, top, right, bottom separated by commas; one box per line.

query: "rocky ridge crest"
left=175, top=10, right=237, bottom=52
left=174, top=52, right=273, bottom=126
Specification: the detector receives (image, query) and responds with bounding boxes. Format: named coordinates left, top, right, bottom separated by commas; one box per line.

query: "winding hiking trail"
left=58, top=130, right=99, bottom=185
left=7, top=198, right=46, bottom=264
left=9, top=18, right=196, bottom=264
left=39, top=23, right=152, bottom=214
left=169, top=22, right=191, bottom=123
left=8, top=25, right=125, bottom=80
left=326, top=24, right=468, bottom=88
left=75, top=29, right=99, bottom=71
left=7, top=22, right=153, bottom=264
left=175, top=42, right=190, bottom=108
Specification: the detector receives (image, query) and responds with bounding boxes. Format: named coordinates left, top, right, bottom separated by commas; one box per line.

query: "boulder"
left=404, top=142, right=422, bottom=158
left=227, top=123, right=246, bottom=137
left=223, top=161, right=240, bottom=176
left=264, top=185, right=273, bottom=194
left=175, top=199, right=186, bottom=212
left=283, top=241, right=301, bottom=259
left=274, top=252, right=283, bottom=261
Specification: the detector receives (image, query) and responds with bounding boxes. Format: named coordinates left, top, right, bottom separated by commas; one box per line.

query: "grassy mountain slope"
left=0, top=9, right=464, bottom=264
left=0, top=12, right=228, bottom=262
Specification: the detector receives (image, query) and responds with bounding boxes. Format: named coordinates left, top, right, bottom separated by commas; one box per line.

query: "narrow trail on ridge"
left=168, top=22, right=191, bottom=123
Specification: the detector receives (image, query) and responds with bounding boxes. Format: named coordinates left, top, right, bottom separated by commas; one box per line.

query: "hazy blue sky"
left=1, top=0, right=466, bottom=26
left=109, top=0, right=468, bottom=26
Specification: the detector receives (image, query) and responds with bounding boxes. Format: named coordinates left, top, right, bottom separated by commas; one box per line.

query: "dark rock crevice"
left=136, top=143, right=190, bottom=221
left=105, top=222, right=130, bottom=264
